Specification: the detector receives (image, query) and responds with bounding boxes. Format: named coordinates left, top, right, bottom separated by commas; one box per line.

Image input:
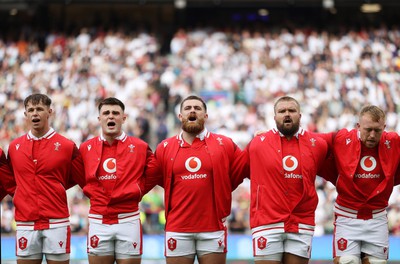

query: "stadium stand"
left=1, top=1, right=400, bottom=262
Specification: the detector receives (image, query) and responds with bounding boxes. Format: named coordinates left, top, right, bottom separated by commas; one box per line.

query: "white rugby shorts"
left=87, top=218, right=142, bottom=256
left=334, top=215, right=389, bottom=259
left=165, top=230, right=227, bottom=257
left=252, top=232, right=312, bottom=259
left=16, top=226, right=71, bottom=257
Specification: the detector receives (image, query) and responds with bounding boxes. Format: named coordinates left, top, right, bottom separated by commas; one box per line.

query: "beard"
left=276, top=121, right=300, bottom=137
left=182, top=117, right=205, bottom=134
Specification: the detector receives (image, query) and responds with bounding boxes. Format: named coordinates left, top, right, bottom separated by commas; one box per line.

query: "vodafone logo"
left=103, top=158, right=116, bottom=173
left=283, top=155, right=298, bottom=172
left=185, top=157, right=201, bottom=172
left=360, top=156, right=377, bottom=172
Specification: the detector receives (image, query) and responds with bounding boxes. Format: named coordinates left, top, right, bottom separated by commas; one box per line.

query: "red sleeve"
left=229, top=141, right=250, bottom=191
left=143, top=145, right=163, bottom=194
left=67, top=144, right=86, bottom=189
left=0, top=149, right=16, bottom=200
left=313, top=132, right=338, bottom=185
left=395, top=164, right=400, bottom=186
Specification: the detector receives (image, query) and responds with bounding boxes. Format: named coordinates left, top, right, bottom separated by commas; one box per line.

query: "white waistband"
left=88, top=211, right=140, bottom=224
left=16, top=218, right=70, bottom=230
left=251, top=222, right=315, bottom=236
left=334, top=202, right=387, bottom=219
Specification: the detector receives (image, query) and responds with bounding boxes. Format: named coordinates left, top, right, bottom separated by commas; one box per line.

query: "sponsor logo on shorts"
left=337, top=238, right=347, bottom=251
left=257, top=236, right=267, bottom=250
left=218, top=240, right=223, bottom=247
left=168, top=237, right=177, bottom=251
left=18, top=237, right=28, bottom=250
left=90, top=235, right=99, bottom=248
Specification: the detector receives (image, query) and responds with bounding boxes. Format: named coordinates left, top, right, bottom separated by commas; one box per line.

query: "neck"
left=103, top=132, right=122, bottom=145
left=31, top=127, right=50, bottom=138
left=182, top=131, right=197, bottom=145
left=284, top=135, right=294, bottom=140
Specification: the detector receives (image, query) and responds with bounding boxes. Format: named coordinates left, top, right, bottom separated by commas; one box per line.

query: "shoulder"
left=80, top=137, right=98, bottom=149
left=302, top=131, right=328, bottom=148
left=156, top=136, right=178, bottom=151
left=125, top=136, right=149, bottom=147
left=53, top=133, right=77, bottom=145
left=208, top=132, right=236, bottom=146
left=382, top=131, right=400, bottom=140
left=8, top=135, right=27, bottom=149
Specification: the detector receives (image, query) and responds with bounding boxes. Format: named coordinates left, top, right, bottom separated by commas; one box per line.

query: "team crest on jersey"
left=360, top=156, right=377, bottom=172
left=16, top=144, right=20, bottom=150
left=90, top=235, right=99, bottom=248
left=310, top=138, right=316, bottom=146
left=337, top=238, right=347, bottom=251
left=217, top=137, right=223, bottom=145
left=346, top=138, right=351, bottom=145
left=257, top=236, right=267, bottom=250
left=128, top=144, right=135, bottom=153
left=168, top=238, right=177, bottom=251
left=18, top=236, right=28, bottom=250
left=384, top=140, right=391, bottom=149
left=283, top=155, right=298, bottom=172
left=260, top=136, right=265, bottom=142
left=185, top=157, right=201, bottom=172
left=87, top=145, right=92, bottom=151
left=54, top=142, right=61, bottom=151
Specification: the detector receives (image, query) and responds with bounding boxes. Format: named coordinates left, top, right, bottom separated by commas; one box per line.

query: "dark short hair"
left=273, top=96, right=300, bottom=114
left=180, top=95, right=207, bottom=112
left=98, top=97, right=125, bottom=112
left=359, top=105, right=385, bottom=122
left=24, top=94, right=52, bottom=108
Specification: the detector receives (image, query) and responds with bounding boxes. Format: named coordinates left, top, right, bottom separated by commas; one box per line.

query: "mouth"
left=188, top=116, right=197, bottom=122
left=32, top=118, right=40, bottom=123
left=283, top=118, right=292, bottom=124
left=107, top=121, right=116, bottom=128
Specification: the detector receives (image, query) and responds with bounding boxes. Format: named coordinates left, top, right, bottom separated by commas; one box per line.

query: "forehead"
left=275, top=100, right=299, bottom=111
left=25, top=101, right=48, bottom=108
left=182, top=99, right=204, bottom=109
left=99, top=104, right=123, bottom=112
left=359, top=114, right=385, bottom=128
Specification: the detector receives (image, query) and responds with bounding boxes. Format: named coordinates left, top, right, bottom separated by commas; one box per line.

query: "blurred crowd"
left=1, top=23, right=400, bottom=237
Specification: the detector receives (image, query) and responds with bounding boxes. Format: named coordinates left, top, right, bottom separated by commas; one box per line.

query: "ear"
left=24, top=111, right=27, bottom=117
left=122, top=114, right=127, bottom=123
left=178, top=113, right=183, bottom=121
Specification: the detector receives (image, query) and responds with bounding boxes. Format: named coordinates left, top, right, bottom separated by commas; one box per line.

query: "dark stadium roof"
left=0, top=0, right=400, bottom=7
